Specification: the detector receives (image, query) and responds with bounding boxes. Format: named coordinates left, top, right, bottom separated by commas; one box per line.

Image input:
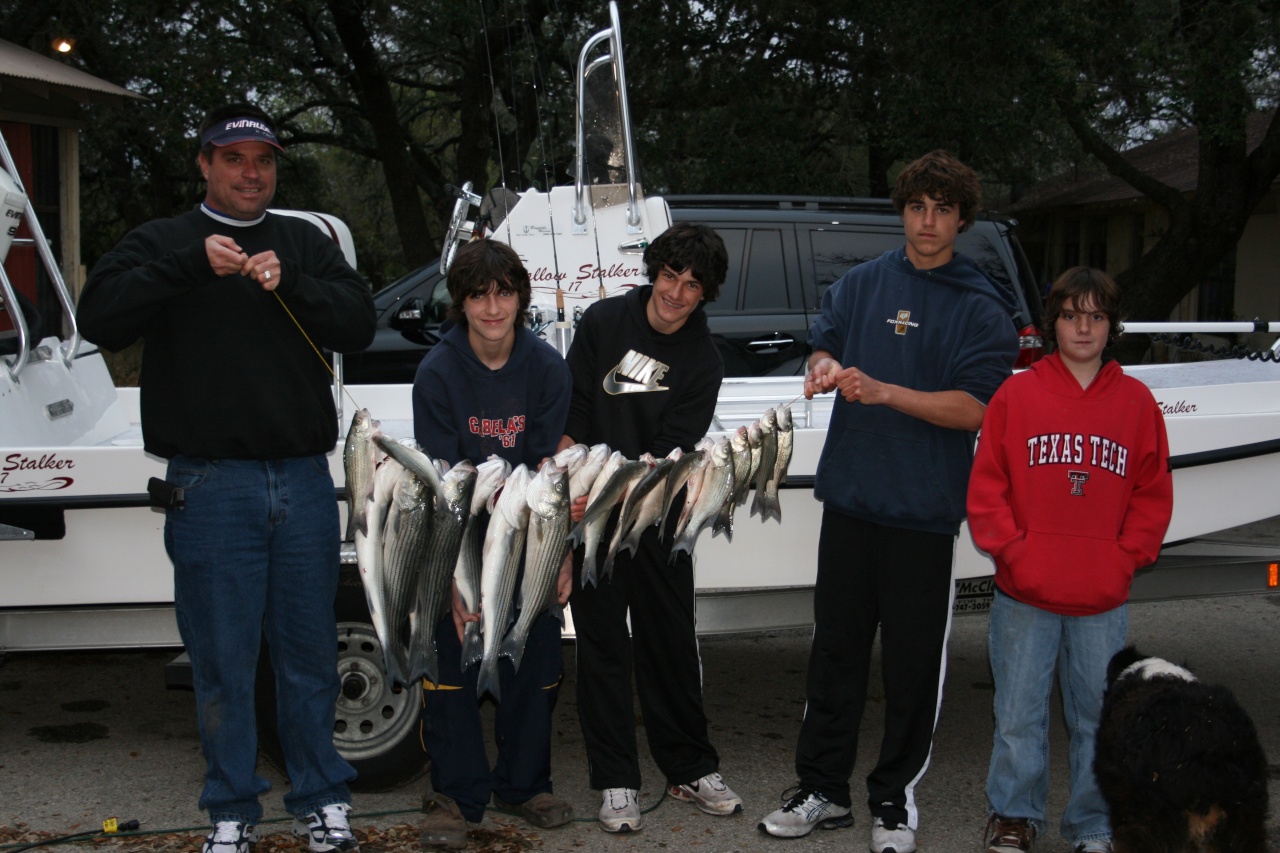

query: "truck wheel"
left=255, top=572, right=429, bottom=792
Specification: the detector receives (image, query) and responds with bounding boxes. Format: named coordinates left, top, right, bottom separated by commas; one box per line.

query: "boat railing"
left=573, top=1, right=641, bottom=233
left=0, top=125, right=81, bottom=382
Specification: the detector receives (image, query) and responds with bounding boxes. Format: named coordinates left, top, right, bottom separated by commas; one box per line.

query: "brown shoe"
left=493, top=792, right=574, bottom=829
left=420, top=793, right=469, bottom=849
left=985, top=815, right=1037, bottom=853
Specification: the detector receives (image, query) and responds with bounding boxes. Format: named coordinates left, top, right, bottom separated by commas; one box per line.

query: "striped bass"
left=457, top=456, right=511, bottom=670
left=569, top=456, right=649, bottom=588
left=354, top=456, right=404, bottom=686
left=411, top=460, right=476, bottom=686
left=670, top=436, right=734, bottom=561
left=500, top=462, right=570, bottom=673
left=343, top=408, right=380, bottom=539
left=381, top=464, right=431, bottom=687
left=750, top=408, right=780, bottom=521
left=476, top=465, right=533, bottom=701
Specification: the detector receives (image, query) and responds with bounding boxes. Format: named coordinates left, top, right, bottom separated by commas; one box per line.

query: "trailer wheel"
left=255, top=572, right=429, bottom=791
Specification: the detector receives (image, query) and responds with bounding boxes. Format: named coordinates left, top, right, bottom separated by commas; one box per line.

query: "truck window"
left=741, top=229, right=790, bottom=311
left=705, top=227, right=746, bottom=312
left=807, top=229, right=900, bottom=307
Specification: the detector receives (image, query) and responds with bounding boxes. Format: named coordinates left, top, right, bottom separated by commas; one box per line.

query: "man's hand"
left=205, top=236, right=282, bottom=290
left=240, top=250, right=282, bottom=291
left=450, top=579, right=480, bottom=644
left=206, top=235, right=248, bottom=277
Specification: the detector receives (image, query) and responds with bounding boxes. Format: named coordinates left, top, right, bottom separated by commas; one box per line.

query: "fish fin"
left=762, top=496, right=783, bottom=523
left=712, top=501, right=734, bottom=539
left=460, top=624, right=483, bottom=671
left=477, top=656, right=501, bottom=702
left=499, top=628, right=527, bottom=674
left=581, top=556, right=598, bottom=589
left=566, top=523, right=585, bottom=550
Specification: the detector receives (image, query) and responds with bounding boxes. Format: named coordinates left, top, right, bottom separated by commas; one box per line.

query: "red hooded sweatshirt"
left=967, top=352, right=1173, bottom=616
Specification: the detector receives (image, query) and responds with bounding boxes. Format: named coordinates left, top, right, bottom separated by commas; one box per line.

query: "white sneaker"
left=202, top=821, right=259, bottom=853
left=758, top=787, right=853, bottom=838
left=292, top=802, right=360, bottom=852
left=668, top=771, right=744, bottom=815
left=598, top=787, right=642, bottom=832
left=871, top=816, right=916, bottom=853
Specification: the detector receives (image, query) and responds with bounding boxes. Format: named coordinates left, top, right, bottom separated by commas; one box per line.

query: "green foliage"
left=5, top=0, right=1279, bottom=331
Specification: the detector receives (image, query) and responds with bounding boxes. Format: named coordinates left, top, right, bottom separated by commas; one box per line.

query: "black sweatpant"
left=570, top=507, right=719, bottom=791
left=794, top=508, right=955, bottom=830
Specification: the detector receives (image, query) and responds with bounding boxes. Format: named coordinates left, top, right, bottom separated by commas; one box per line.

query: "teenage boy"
left=558, top=222, right=743, bottom=833
left=970, top=267, right=1172, bottom=853
left=758, top=150, right=1019, bottom=853
left=411, top=238, right=573, bottom=849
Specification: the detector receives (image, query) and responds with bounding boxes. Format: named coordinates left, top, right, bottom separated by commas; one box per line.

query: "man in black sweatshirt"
left=77, top=103, right=374, bottom=853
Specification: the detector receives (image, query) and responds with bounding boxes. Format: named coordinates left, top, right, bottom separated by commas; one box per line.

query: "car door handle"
left=746, top=335, right=796, bottom=352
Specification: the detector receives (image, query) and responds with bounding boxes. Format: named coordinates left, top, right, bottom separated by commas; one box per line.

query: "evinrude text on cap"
left=200, top=117, right=283, bottom=151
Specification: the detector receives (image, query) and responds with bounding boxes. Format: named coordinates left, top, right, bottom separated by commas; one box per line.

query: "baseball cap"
left=200, top=116, right=283, bottom=150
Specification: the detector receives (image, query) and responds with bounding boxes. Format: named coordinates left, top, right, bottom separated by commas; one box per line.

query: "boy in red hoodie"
left=967, top=267, right=1173, bottom=853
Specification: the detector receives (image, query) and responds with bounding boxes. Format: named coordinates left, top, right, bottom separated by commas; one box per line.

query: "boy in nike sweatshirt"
left=969, top=267, right=1172, bottom=853
left=558, top=222, right=743, bottom=832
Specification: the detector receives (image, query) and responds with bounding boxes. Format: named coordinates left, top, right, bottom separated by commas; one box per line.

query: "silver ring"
left=264, top=270, right=272, bottom=281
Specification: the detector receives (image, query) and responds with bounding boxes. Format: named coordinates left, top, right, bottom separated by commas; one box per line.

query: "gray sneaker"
left=758, top=787, right=854, bottom=838
left=598, top=787, right=642, bottom=833
left=871, top=816, right=916, bottom=853
left=668, top=771, right=744, bottom=815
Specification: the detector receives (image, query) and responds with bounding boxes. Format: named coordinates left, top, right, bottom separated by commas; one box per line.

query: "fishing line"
left=272, top=290, right=363, bottom=412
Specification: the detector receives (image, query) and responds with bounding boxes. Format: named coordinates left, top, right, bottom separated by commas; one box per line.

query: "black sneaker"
left=758, top=787, right=853, bottom=838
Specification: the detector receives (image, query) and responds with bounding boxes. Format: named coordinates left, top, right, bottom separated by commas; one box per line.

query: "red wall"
left=1, top=121, right=38, bottom=335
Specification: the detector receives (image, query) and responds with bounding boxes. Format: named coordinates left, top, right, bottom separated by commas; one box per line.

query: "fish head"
left=445, top=459, right=477, bottom=497
left=527, top=462, right=570, bottom=518
left=552, top=443, right=589, bottom=477
left=731, top=426, right=749, bottom=453
left=665, top=446, right=684, bottom=461
left=496, top=465, right=534, bottom=525
left=747, top=423, right=764, bottom=448
left=762, top=407, right=778, bottom=432
left=777, top=404, right=793, bottom=430
left=712, top=435, right=733, bottom=466
left=473, top=457, right=512, bottom=515
left=394, top=469, right=429, bottom=510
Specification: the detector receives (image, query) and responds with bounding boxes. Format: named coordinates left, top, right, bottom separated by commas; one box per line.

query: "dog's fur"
left=1094, top=646, right=1269, bottom=853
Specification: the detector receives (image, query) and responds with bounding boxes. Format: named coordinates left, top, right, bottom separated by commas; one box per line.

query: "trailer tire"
left=255, top=571, right=429, bottom=792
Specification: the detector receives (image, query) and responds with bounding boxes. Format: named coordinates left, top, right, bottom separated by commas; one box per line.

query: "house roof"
left=1008, top=110, right=1278, bottom=212
left=0, top=38, right=141, bottom=125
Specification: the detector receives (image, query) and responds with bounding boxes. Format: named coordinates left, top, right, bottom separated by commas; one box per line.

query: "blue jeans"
left=166, top=455, right=355, bottom=824
left=986, top=589, right=1126, bottom=847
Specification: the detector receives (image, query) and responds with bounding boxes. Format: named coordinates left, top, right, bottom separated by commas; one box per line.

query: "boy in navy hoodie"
left=412, top=239, right=573, bottom=849
left=759, top=150, right=1019, bottom=853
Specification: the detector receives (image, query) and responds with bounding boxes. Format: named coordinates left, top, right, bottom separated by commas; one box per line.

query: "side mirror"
left=390, top=298, right=425, bottom=331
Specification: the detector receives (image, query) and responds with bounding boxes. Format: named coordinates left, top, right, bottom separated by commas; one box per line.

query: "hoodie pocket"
left=1003, top=529, right=1135, bottom=613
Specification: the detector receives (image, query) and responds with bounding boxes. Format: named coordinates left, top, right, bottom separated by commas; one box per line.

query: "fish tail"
left=581, top=557, right=598, bottom=589
left=762, top=496, right=783, bottom=523
left=460, top=624, right=483, bottom=671
left=477, top=656, right=502, bottom=702
left=499, top=628, right=527, bottom=674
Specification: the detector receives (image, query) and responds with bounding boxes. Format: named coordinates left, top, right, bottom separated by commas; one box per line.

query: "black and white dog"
left=1094, top=646, right=1269, bottom=853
